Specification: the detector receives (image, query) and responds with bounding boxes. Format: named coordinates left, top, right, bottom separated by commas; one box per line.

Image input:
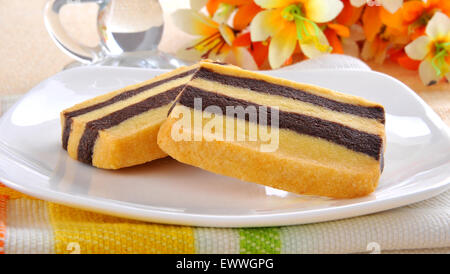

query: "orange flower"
left=233, top=32, right=269, bottom=67
left=355, top=1, right=409, bottom=43
left=388, top=48, right=421, bottom=70
left=325, top=0, right=363, bottom=56
left=376, top=0, right=450, bottom=41
left=399, top=0, right=450, bottom=39
left=361, top=5, right=383, bottom=42
left=356, top=2, right=411, bottom=63
left=205, top=0, right=262, bottom=30
left=336, top=0, right=363, bottom=26
left=324, top=23, right=349, bottom=54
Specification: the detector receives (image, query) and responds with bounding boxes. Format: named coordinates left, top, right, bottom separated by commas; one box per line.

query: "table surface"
left=0, top=0, right=449, bottom=126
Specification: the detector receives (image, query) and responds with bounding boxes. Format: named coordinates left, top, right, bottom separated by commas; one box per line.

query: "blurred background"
left=0, top=0, right=192, bottom=95
left=0, top=0, right=448, bottom=124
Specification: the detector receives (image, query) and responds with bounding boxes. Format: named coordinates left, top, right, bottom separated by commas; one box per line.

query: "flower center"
left=282, top=4, right=332, bottom=53
left=282, top=4, right=304, bottom=21
left=431, top=42, right=450, bottom=77
left=186, top=31, right=227, bottom=59
left=409, top=12, right=432, bottom=35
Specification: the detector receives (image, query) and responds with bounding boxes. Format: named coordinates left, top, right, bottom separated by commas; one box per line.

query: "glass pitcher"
left=44, top=0, right=188, bottom=68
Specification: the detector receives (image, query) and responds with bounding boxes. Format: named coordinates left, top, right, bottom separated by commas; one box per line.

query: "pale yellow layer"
left=106, top=104, right=172, bottom=138
left=201, top=62, right=384, bottom=108
left=159, top=106, right=381, bottom=198
left=189, top=79, right=384, bottom=136
left=92, top=105, right=172, bottom=169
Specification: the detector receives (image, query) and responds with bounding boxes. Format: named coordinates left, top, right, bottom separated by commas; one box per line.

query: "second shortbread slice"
left=157, top=62, right=386, bottom=198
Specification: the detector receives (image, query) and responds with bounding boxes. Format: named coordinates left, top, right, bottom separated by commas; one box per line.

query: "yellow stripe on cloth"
left=47, top=203, right=195, bottom=254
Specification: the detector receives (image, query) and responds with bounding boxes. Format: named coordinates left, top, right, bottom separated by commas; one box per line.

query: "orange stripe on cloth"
left=0, top=195, right=8, bottom=254
left=0, top=183, right=35, bottom=200
left=48, top=203, right=195, bottom=254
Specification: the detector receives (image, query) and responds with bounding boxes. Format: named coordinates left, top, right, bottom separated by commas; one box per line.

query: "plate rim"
left=0, top=66, right=449, bottom=227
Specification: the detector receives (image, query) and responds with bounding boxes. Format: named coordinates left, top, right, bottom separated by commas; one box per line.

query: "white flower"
left=405, top=12, right=450, bottom=85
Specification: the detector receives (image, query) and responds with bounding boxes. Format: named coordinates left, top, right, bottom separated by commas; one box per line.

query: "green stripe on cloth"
left=239, top=228, right=281, bottom=254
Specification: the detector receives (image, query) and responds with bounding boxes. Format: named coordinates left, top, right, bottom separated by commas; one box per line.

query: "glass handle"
left=43, top=0, right=105, bottom=63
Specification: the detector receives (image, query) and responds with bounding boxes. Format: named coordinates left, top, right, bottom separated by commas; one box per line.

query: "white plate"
left=0, top=66, right=449, bottom=227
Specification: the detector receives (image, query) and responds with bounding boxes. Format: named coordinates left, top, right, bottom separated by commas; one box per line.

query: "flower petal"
left=362, top=6, right=382, bottom=42
left=172, top=9, right=218, bottom=36
left=213, top=3, right=235, bottom=23
left=439, top=0, right=450, bottom=16
left=380, top=6, right=404, bottom=31
left=361, top=40, right=375, bottom=61
left=328, top=23, right=350, bottom=37
left=254, top=0, right=298, bottom=9
left=401, top=1, right=424, bottom=23
left=206, top=0, right=221, bottom=15
left=300, top=24, right=330, bottom=58
left=250, top=41, right=269, bottom=67
left=337, top=0, right=364, bottom=26
left=425, top=12, right=450, bottom=40
left=233, top=32, right=252, bottom=47
left=268, top=23, right=297, bottom=68
left=305, top=0, right=344, bottom=23
left=233, top=2, right=262, bottom=30
left=176, top=39, right=208, bottom=61
left=419, top=59, right=441, bottom=86
left=177, top=35, right=231, bottom=62
left=405, top=36, right=431, bottom=60
left=226, top=47, right=258, bottom=70
left=250, top=9, right=285, bottom=41
left=349, top=0, right=366, bottom=8
left=349, top=24, right=365, bottom=41
left=221, top=0, right=253, bottom=5
left=380, top=0, right=403, bottom=14
left=324, top=28, right=343, bottom=54
left=208, top=44, right=231, bottom=60
left=397, top=54, right=421, bottom=70
left=361, top=38, right=387, bottom=63
left=219, top=24, right=236, bottom=45
left=341, top=38, right=360, bottom=57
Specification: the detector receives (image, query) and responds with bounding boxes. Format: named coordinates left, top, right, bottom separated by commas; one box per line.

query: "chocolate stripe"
left=62, top=68, right=197, bottom=149
left=194, top=68, right=385, bottom=123
left=178, top=86, right=383, bottom=160
left=62, top=118, right=73, bottom=150
left=77, top=86, right=183, bottom=165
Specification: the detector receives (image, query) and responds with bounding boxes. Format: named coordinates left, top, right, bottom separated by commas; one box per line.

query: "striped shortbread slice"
left=157, top=62, right=386, bottom=198
left=61, top=63, right=204, bottom=169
